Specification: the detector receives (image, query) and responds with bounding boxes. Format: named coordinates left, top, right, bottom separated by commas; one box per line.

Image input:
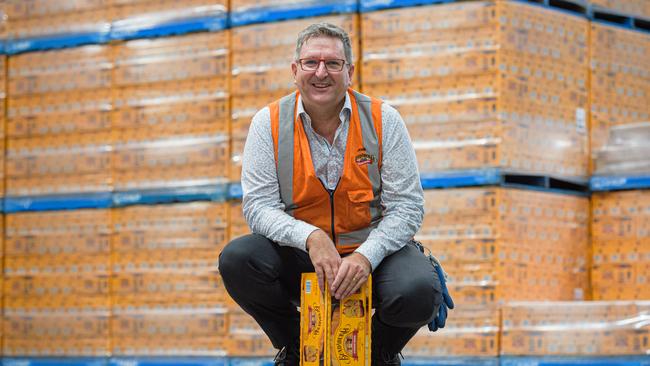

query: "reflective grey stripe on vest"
left=352, top=90, right=383, bottom=226
left=277, top=93, right=297, bottom=213
left=337, top=220, right=380, bottom=245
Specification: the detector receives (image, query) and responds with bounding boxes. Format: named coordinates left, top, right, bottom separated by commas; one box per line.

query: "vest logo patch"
left=354, top=152, right=375, bottom=166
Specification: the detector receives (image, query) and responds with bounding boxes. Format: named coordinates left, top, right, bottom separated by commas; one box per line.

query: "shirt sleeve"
left=354, top=103, right=425, bottom=270
left=240, top=107, right=320, bottom=251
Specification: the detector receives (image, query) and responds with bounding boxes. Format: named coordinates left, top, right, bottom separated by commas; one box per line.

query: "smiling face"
left=291, top=36, right=354, bottom=114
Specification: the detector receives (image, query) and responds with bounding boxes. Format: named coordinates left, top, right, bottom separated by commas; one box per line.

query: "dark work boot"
left=372, top=344, right=403, bottom=366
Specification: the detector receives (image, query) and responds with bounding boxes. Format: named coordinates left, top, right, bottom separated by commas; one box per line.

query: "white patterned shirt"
left=241, top=91, right=424, bottom=270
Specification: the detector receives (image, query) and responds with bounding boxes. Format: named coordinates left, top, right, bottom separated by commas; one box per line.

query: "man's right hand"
left=306, top=229, right=341, bottom=294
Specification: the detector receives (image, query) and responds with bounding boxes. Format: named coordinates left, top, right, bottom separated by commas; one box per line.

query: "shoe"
left=273, top=343, right=299, bottom=366
left=372, top=345, right=403, bottom=366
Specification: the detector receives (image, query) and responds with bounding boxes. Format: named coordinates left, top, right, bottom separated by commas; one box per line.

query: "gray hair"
left=295, top=22, right=353, bottom=64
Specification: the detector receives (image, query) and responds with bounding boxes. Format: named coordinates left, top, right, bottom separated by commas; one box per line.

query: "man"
left=219, top=23, right=443, bottom=366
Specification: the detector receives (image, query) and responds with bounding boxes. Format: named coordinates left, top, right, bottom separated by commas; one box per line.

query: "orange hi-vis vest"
left=270, top=89, right=384, bottom=254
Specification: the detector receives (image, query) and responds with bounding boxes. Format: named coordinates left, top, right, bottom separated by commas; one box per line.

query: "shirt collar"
left=296, top=91, right=352, bottom=126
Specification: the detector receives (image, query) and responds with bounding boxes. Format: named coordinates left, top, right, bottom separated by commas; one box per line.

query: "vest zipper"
left=319, top=179, right=338, bottom=244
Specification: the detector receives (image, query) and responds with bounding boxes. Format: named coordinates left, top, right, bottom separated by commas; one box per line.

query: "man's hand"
left=331, top=253, right=371, bottom=300
left=306, top=230, right=341, bottom=294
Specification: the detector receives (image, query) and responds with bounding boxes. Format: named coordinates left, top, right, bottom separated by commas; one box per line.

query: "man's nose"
left=314, top=61, right=329, bottom=78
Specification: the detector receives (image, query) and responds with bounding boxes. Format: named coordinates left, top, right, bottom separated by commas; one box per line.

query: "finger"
left=322, top=262, right=336, bottom=291
left=315, top=266, right=325, bottom=294
left=331, top=264, right=349, bottom=296
left=342, top=272, right=366, bottom=299
left=336, top=268, right=359, bottom=299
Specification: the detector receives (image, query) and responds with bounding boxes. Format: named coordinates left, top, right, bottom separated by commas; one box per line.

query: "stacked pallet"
left=361, top=1, right=589, bottom=178
left=111, top=32, right=230, bottom=191
left=592, top=190, right=650, bottom=300
left=589, top=22, right=650, bottom=163
left=3, top=210, right=112, bottom=356
left=111, top=202, right=229, bottom=355
left=6, top=46, right=114, bottom=197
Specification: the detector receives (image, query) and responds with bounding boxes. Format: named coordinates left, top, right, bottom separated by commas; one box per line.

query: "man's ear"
left=291, top=62, right=298, bottom=79
left=347, top=63, right=355, bottom=86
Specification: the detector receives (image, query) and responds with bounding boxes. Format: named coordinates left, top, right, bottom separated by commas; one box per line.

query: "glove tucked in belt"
left=413, top=240, right=455, bottom=332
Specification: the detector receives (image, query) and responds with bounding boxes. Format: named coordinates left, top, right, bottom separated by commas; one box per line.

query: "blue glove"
left=412, top=240, right=454, bottom=332
left=427, top=253, right=454, bottom=332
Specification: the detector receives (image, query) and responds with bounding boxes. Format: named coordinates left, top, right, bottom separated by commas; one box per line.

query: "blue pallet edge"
left=5, top=32, right=109, bottom=54
left=231, top=2, right=358, bottom=27
left=110, top=357, right=228, bottom=366
left=500, top=356, right=650, bottom=366
left=3, top=192, right=113, bottom=213
left=359, top=0, right=455, bottom=12
left=590, top=174, right=650, bottom=191
left=403, top=357, right=499, bottom=366
left=2, top=358, right=108, bottom=366
left=229, top=182, right=244, bottom=200
left=112, top=184, right=229, bottom=206
left=227, top=358, right=274, bottom=366
left=420, top=168, right=502, bottom=189
left=109, top=15, right=228, bottom=41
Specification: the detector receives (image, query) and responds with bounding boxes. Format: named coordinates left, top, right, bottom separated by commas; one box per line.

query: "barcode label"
left=305, top=280, right=312, bottom=294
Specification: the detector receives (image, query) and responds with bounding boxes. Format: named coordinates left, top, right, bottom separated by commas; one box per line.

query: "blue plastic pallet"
left=515, top=0, right=588, bottom=17
left=227, top=358, right=274, bottom=366
left=109, top=15, right=228, bottom=41
left=5, top=32, right=109, bottom=55
left=590, top=174, right=650, bottom=191
left=501, top=356, right=650, bottom=366
left=590, top=7, right=650, bottom=34
left=2, top=358, right=107, bottom=366
left=112, top=184, right=229, bottom=207
left=360, top=0, right=455, bottom=13
left=228, top=182, right=244, bottom=200
left=230, top=1, right=358, bottom=27
left=421, top=168, right=588, bottom=195
left=3, top=192, right=113, bottom=213
left=229, top=169, right=587, bottom=198
left=403, top=357, right=499, bottom=366
left=110, top=357, right=228, bottom=366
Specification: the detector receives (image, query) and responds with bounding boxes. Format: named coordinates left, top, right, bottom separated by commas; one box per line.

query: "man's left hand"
left=331, top=253, right=371, bottom=300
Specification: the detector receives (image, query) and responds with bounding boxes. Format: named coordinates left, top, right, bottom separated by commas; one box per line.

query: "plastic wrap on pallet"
left=594, top=122, right=650, bottom=175
left=2, top=0, right=107, bottom=19
left=114, top=32, right=229, bottom=88
left=111, top=202, right=227, bottom=272
left=403, top=308, right=499, bottom=357
left=110, top=1, right=228, bottom=40
left=5, top=132, right=113, bottom=197
left=111, top=202, right=229, bottom=356
left=3, top=310, right=111, bottom=357
left=7, top=45, right=113, bottom=99
left=4, top=6, right=110, bottom=54
left=590, top=23, right=650, bottom=156
left=418, top=187, right=589, bottom=307
left=361, top=1, right=589, bottom=179
left=230, top=0, right=357, bottom=26
left=112, top=307, right=228, bottom=356
left=112, top=132, right=229, bottom=192
left=501, top=301, right=650, bottom=356
left=4, top=209, right=112, bottom=275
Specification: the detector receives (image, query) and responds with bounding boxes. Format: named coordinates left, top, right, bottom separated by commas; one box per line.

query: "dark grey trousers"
left=219, top=234, right=441, bottom=355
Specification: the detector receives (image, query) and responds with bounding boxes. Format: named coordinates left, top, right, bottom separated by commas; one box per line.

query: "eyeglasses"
left=297, top=58, right=347, bottom=72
